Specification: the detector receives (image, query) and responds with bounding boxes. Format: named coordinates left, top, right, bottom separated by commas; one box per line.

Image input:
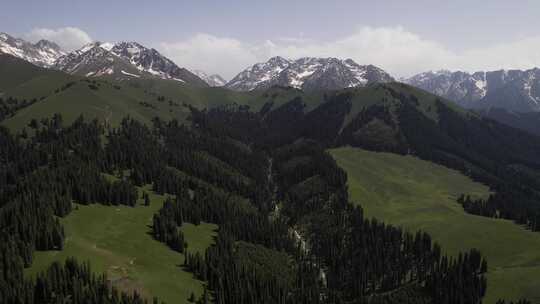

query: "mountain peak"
left=0, top=32, right=10, bottom=41
left=0, top=32, right=65, bottom=67
left=343, top=58, right=357, bottom=65
left=112, top=41, right=146, bottom=52
left=34, top=39, right=62, bottom=52
left=267, top=56, right=290, bottom=64
left=53, top=40, right=208, bottom=86
left=77, top=41, right=102, bottom=53
left=192, top=70, right=227, bottom=87
left=226, top=56, right=394, bottom=91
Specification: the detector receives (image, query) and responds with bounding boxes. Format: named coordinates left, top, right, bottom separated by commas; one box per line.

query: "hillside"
left=331, top=147, right=540, bottom=303
left=477, top=107, right=540, bottom=137
left=5, top=55, right=540, bottom=195
left=0, top=53, right=71, bottom=92
left=0, top=112, right=275, bottom=303
left=0, top=53, right=314, bottom=130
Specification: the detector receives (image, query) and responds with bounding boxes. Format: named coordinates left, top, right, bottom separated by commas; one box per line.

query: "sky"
left=3, top=0, right=540, bottom=80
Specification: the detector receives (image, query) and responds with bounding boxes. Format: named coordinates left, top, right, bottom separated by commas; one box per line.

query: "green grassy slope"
left=123, top=78, right=255, bottom=109
left=0, top=54, right=242, bottom=129
left=0, top=54, right=61, bottom=92
left=340, top=82, right=472, bottom=126
left=246, top=86, right=325, bottom=112
left=1, top=76, right=326, bottom=131
left=26, top=185, right=217, bottom=304
left=3, top=79, right=195, bottom=130
left=330, top=147, right=540, bottom=304
left=6, top=72, right=79, bottom=100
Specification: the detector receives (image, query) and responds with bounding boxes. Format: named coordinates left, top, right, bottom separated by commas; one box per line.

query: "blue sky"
left=3, top=0, right=540, bottom=78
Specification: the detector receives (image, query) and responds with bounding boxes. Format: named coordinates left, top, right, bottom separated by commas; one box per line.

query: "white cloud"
left=25, top=27, right=92, bottom=51
left=158, top=26, right=540, bottom=80
left=456, top=36, right=540, bottom=73
left=160, top=34, right=259, bottom=81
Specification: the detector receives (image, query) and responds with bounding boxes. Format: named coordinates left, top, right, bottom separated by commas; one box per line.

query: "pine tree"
left=144, top=192, right=151, bottom=206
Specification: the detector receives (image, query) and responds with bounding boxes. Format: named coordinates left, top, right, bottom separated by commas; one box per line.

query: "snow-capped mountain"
left=0, top=32, right=65, bottom=67
left=226, top=56, right=394, bottom=91
left=109, top=42, right=207, bottom=85
left=54, top=41, right=208, bottom=86
left=192, top=70, right=227, bottom=87
left=404, top=70, right=488, bottom=104
left=53, top=42, right=142, bottom=78
left=405, top=69, right=540, bottom=112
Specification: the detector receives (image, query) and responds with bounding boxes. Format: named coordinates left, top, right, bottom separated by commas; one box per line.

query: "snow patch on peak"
left=474, top=78, right=487, bottom=97
left=523, top=72, right=538, bottom=103
left=79, top=42, right=100, bottom=54
left=127, top=47, right=140, bottom=54
left=121, top=70, right=140, bottom=78
left=192, top=70, right=227, bottom=87
left=99, top=42, right=114, bottom=51
left=289, top=69, right=316, bottom=88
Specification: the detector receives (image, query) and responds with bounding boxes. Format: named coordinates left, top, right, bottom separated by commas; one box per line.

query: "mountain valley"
left=1, top=27, right=540, bottom=304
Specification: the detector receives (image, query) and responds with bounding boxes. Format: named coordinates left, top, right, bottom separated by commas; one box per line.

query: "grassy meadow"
left=26, top=185, right=217, bottom=304
left=330, top=147, right=540, bottom=303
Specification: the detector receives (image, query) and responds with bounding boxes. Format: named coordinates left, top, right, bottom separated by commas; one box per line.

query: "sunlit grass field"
left=26, top=186, right=217, bottom=303
left=331, top=147, right=540, bottom=303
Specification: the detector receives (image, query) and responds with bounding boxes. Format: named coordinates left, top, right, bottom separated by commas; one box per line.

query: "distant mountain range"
left=0, top=32, right=65, bottom=67
left=0, top=32, right=209, bottom=87
left=404, top=69, right=540, bottom=112
left=192, top=70, right=227, bottom=87
left=225, top=56, right=394, bottom=91
left=3, top=31, right=540, bottom=113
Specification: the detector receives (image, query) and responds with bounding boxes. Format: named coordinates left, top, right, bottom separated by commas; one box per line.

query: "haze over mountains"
left=2, top=31, right=540, bottom=113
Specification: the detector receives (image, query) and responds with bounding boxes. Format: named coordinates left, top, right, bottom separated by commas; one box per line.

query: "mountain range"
left=0, top=32, right=209, bottom=87
left=2, top=31, right=540, bottom=113
left=225, top=56, right=394, bottom=91
left=53, top=41, right=208, bottom=86
left=404, top=69, right=540, bottom=112
left=0, top=32, right=65, bottom=67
